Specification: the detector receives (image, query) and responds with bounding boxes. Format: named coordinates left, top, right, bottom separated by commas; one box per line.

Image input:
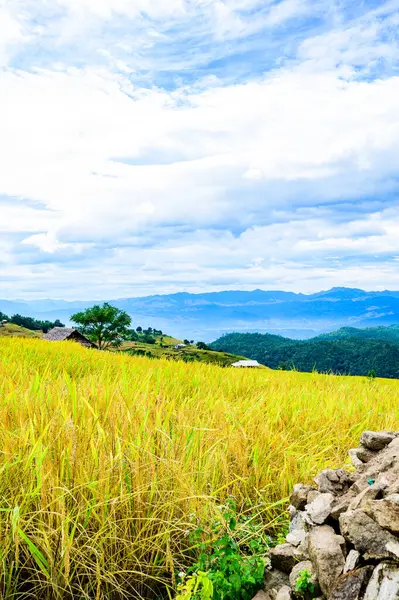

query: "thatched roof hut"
left=44, top=327, right=96, bottom=348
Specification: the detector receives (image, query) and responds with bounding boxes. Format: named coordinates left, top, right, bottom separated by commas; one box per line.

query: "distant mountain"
left=3, top=287, right=399, bottom=341
left=314, top=325, right=399, bottom=342
left=210, top=328, right=399, bottom=379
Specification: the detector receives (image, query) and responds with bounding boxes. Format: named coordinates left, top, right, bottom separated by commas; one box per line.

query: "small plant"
left=177, top=498, right=269, bottom=600
left=294, top=569, right=315, bottom=599
left=175, top=572, right=214, bottom=600
left=367, top=369, right=376, bottom=379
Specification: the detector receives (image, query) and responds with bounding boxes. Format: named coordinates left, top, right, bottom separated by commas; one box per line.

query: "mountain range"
left=3, top=287, right=399, bottom=341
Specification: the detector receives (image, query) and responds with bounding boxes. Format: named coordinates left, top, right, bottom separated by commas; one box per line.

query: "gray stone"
left=306, top=493, right=334, bottom=525
left=343, top=550, right=360, bottom=574
left=349, top=448, right=366, bottom=470
left=330, top=489, right=358, bottom=520
left=363, top=494, right=399, bottom=534
left=351, top=438, right=399, bottom=496
left=314, top=469, right=353, bottom=496
left=385, top=478, right=399, bottom=496
left=264, top=568, right=290, bottom=592
left=360, top=431, right=397, bottom=451
left=252, top=591, right=276, bottom=600
left=348, top=483, right=384, bottom=511
left=329, top=566, right=373, bottom=600
left=308, top=525, right=345, bottom=597
left=356, top=446, right=379, bottom=463
left=339, top=509, right=399, bottom=560
left=275, top=586, right=291, bottom=600
left=289, top=560, right=320, bottom=596
left=291, top=484, right=316, bottom=510
left=363, top=563, right=399, bottom=600
left=286, top=530, right=306, bottom=548
left=336, top=534, right=347, bottom=556
left=386, top=541, right=399, bottom=560
left=307, top=490, right=321, bottom=504
left=270, top=544, right=306, bottom=573
left=290, top=509, right=310, bottom=534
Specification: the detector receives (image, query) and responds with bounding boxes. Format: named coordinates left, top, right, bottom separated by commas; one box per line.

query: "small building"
left=43, top=327, right=97, bottom=348
left=174, top=344, right=186, bottom=350
left=231, top=360, right=260, bottom=368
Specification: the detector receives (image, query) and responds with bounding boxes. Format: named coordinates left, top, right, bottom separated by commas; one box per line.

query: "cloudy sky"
left=1, top=0, right=399, bottom=299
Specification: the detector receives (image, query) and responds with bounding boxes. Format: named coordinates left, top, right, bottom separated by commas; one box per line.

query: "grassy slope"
left=121, top=338, right=251, bottom=367
left=0, top=323, right=42, bottom=338
left=1, top=337, right=399, bottom=596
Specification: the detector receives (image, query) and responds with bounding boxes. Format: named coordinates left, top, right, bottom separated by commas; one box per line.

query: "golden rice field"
left=0, top=337, right=399, bottom=599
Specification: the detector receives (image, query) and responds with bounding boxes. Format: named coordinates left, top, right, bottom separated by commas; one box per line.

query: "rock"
left=264, top=568, right=290, bottom=592
left=270, top=544, right=306, bottom=573
left=290, top=509, right=310, bottom=534
left=351, top=438, right=399, bottom=496
left=348, top=483, right=384, bottom=511
left=286, top=531, right=306, bottom=548
left=363, top=563, right=399, bottom=599
left=339, top=509, right=399, bottom=560
left=289, top=561, right=320, bottom=596
left=336, top=534, right=347, bottom=556
left=252, top=591, right=276, bottom=600
left=291, top=484, right=316, bottom=510
left=363, top=494, right=399, bottom=534
left=343, top=550, right=360, bottom=574
left=308, top=525, right=345, bottom=597
left=349, top=448, right=366, bottom=470
left=356, top=446, right=379, bottom=463
left=386, top=541, right=399, bottom=560
left=360, top=431, right=397, bottom=451
left=314, top=469, right=353, bottom=496
left=307, top=490, right=321, bottom=504
left=329, top=566, right=373, bottom=600
left=275, top=586, right=291, bottom=600
left=384, top=475, right=399, bottom=496
left=331, top=489, right=358, bottom=520
left=306, top=493, right=334, bottom=525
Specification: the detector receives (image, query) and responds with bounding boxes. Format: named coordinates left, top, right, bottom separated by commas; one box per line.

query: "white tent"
left=231, top=360, right=260, bottom=368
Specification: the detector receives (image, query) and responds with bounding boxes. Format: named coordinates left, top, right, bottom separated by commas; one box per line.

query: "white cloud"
left=0, top=2, right=27, bottom=66
left=1, top=0, right=399, bottom=298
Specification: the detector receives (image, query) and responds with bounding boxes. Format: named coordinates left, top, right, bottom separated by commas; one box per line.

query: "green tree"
left=10, top=314, right=65, bottom=333
left=71, top=303, right=131, bottom=350
left=197, top=341, right=209, bottom=350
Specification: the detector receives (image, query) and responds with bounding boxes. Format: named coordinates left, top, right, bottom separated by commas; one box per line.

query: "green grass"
left=0, top=337, right=398, bottom=598
left=0, top=323, right=42, bottom=338
left=121, top=340, right=250, bottom=367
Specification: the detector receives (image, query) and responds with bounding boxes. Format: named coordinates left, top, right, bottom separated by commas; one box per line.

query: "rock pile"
left=255, top=431, right=399, bottom=600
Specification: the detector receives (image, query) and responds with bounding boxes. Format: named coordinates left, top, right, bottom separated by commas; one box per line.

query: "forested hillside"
left=314, top=324, right=399, bottom=342
left=211, top=326, right=399, bottom=378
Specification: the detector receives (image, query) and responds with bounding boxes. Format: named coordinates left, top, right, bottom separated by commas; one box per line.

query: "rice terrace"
left=1, top=336, right=398, bottom=598
left=3, top=0, right=399, bottom=597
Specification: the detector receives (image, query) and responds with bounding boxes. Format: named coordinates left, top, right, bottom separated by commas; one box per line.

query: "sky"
left=1, top=0, right=399, bottom=299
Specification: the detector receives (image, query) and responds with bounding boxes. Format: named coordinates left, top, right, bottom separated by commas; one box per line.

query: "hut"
left=231, top=360, right=260, bottom=368
left=43, top=327, right=96, bottom=348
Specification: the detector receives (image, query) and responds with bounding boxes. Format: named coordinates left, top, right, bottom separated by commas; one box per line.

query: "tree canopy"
left=210, top=330, right=399, bottom=379
left=0, top=312, right=64, bottom=333
left=71, top=303, right=131, bottom=350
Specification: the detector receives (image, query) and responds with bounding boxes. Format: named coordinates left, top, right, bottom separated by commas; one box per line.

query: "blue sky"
left=1, top=0, right=399, bottom=299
